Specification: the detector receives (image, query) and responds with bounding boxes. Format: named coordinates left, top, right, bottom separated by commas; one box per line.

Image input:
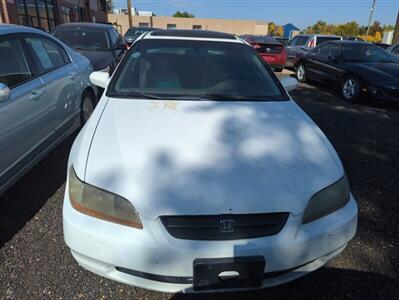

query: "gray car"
left=0, top=24, right=96, bottom=195
left=286, top=34, right=342, bottom=68
left=387, top=43, right=399, bottom=57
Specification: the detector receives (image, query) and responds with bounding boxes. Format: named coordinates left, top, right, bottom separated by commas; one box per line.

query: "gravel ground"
left=1, top=79, right=398, bottom=300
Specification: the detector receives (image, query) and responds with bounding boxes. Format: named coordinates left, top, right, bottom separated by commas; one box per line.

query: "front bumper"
left=370, top=85, right=399, bottom=101
left=63, top=194, right=357, bottom=293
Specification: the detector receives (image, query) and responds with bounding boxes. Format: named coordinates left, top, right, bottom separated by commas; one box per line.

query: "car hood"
left=85, top=99, right=343, bottom=219
left=74, top=49, right=114, bottom=71
left=346, top=62, right=399, bottom=82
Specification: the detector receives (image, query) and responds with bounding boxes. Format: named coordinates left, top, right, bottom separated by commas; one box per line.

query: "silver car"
left=286, top=34, right=342, bottom=68
left=0, top=24, right=96, bottom=195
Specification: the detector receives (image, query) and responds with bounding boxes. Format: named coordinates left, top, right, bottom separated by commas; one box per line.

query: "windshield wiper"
left=198, top=93, right=276, bottom=101
left=108, top=91, right=165, bottom=99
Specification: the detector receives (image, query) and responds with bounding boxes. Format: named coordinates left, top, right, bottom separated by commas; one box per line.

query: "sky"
left=113, top=0, right=399, bottom=29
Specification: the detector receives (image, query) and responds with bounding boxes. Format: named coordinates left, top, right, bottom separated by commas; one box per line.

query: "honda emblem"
left=219, top=219, right=235, bottom=233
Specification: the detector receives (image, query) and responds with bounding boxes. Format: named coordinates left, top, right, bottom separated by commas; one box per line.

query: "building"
left=108, top=14, right=268, bottom=36
left=113, top=7, right=154, bottom=17
left=282, top=23, right=300, bottom=39
left=0, top=0, right=107, bottom=32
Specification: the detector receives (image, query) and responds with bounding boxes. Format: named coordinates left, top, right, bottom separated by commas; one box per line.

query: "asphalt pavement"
left=1, top=77, right=398, bottom=299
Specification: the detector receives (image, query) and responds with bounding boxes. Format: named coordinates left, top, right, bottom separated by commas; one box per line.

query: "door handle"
left=68, top=72, right=77, bottom=80
left=29, top=89, right=45, bottom=100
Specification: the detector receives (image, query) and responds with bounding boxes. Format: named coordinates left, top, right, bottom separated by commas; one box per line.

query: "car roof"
left=296, top=34, right=341, bottom=37
left=54, top=22, right=113, bottom=30
left=241, top=35, right=281, bottom=45
left=0, top=24, right=50, bottom=36
left=142, top=29, right=244, bottom=43
left=329, top=40, right=373, bottom=46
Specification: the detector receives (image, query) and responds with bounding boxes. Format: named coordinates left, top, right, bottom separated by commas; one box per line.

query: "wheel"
left=274, top=67, right=283, bottom=73
left=296, top=63, right=306, bottom=82
left=341, top=75, right=360, bottom=102
left=80, top=90, right=95, bottom=125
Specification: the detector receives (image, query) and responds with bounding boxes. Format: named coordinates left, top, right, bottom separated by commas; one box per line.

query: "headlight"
left=68, top=166, right=142, bottom=229
left=303, top=175, right=350, bottom=224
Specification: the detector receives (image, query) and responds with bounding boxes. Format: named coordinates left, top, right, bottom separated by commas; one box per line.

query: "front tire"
left=296, top=63, right=306, bottom=83
left=341, top=75, right=360, bottom=103
left=80, top=90, right=95, bottom=125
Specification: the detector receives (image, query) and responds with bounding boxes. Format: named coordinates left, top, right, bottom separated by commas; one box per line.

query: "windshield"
left=109, top=39, right=286, bottom=101
left=342, top=44, right=398, bottom=63
left=53, top=28, right=110, bottom=50
left=126, top=27, right=154, bottom=37
left=288, top=36, right=308, bottom=46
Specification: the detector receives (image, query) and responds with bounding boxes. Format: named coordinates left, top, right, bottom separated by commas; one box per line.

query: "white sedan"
left=63, top=30, right=358, bottom=293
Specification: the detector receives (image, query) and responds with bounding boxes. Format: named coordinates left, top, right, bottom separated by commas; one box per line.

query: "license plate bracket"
left=193, top=256, right=265, bottom=291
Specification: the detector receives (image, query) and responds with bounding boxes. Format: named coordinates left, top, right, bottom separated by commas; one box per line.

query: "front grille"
left=160, top=213, right=289, bottom=240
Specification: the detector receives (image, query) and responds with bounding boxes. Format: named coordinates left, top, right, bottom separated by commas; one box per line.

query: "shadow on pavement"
left=170, top=267, right=398, bottom=300
left=0, top=134, right=76, bottom=248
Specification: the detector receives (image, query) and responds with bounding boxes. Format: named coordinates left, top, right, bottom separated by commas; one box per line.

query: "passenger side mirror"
left=115, top=40, right=127, bottom=50
left=280, top=77, right=298, bottom=92
left=0, top=83, right=11, bottom=103
left=90, top=71, right=110, bottom=89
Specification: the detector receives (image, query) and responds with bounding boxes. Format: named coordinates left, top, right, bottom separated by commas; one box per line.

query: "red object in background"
left=243, top=36, right=286, bottom=72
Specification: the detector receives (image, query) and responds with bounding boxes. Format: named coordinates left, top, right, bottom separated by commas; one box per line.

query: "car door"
left=310, top=43, right=344, bottom=83
left=22, top=34, right=80, bottom=136
left=0, top=34, right=49, bottom=188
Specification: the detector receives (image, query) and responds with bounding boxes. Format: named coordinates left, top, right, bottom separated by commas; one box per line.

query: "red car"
left=242, top=35, right=286, bottom=72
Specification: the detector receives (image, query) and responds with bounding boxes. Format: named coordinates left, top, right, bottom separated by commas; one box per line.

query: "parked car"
left=286, top=34, right=342, bottom=68
left=0, top=24, right=96, bottom=196
left=387, top=43, right=399, bottom=56
left=242, top=35, right=286, bottom=72
left=63, top=29, right=357, bottom=293
left=272, top=36, right=289, bottom=46
left=52, top=23, right=127, bottom=72
left=124, top=26, right=162, bottom=46
left=295, top=40, right=399, bottom=102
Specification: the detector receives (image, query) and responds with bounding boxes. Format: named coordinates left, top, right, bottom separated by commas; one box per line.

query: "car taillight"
left=281, top=47, right=287, bottom=59
left=308, top=39, right=315, bottom=47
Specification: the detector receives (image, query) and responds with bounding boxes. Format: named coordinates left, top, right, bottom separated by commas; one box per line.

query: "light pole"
left=127, top=0, right=133, bottom=27
left=366, top=0, right=376, bottom=37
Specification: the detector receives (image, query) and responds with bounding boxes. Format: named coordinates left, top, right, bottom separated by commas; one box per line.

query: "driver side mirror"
left=115, top=40, right=127, bottom=50
left=0, top=83, right=11, bottom=103
left=90, top=71, right=110, bottom=89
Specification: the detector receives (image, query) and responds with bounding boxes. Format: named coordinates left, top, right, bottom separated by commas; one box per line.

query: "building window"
left=61, top=7, right=71, bottom=23
left=15, top=0, right=56, bottom=32
left=192, top=25, right=202, bottom=30
left=167, top=24, right=176, bottom=30
left=139, top=22, right=149, bottom=27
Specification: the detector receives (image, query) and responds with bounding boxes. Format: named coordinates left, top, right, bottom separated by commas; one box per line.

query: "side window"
left=317, top=44, right=330, bottom=56
left=110, top=28, right=119, bottom=47
left=329, top=44, right=340, bottom=58
left=24, top=37, right=67, bottom=74
left=0, top=37, right=32, bottom=88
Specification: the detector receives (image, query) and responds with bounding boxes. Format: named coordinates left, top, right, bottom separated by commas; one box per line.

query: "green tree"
left=173, top=11, right=195, bottom=18
left=268, top=22, right=276, bottom=35
left=106, top=0, right=114, bottom=13
left=368, top=21, right=382, bottom=36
